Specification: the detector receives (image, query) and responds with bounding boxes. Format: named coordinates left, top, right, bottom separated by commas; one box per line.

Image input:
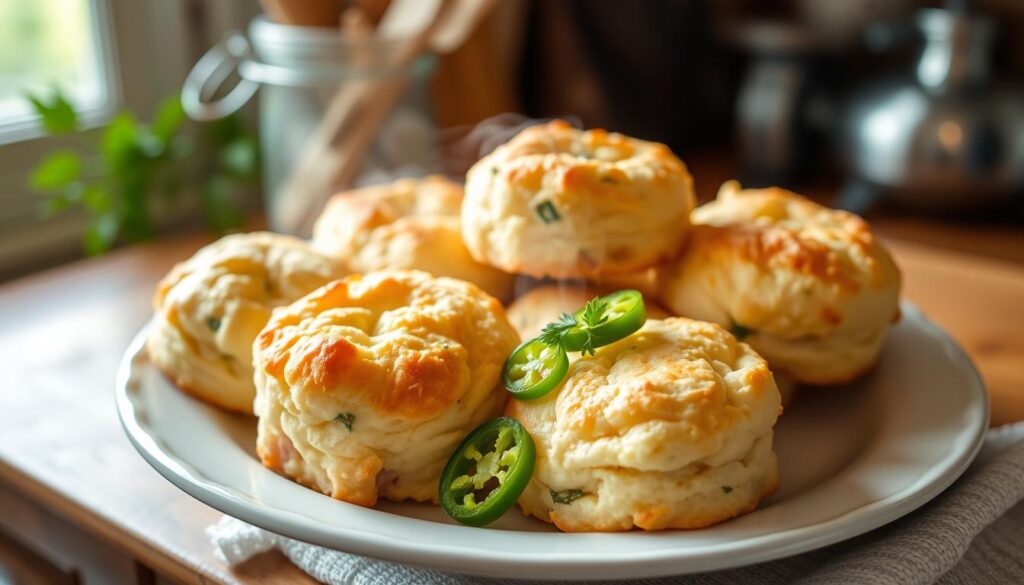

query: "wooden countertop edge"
left=0, top=457, right=231, bottom=585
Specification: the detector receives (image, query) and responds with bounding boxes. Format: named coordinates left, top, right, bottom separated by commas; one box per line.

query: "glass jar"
left=182, top=17, right=438, bottom=235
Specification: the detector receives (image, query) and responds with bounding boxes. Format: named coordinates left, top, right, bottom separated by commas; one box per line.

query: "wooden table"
left=0, top=231, right=1022, bottom=584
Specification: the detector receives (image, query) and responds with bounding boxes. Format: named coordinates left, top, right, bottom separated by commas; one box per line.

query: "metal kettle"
left=839, top=3, right=1024, bottom=211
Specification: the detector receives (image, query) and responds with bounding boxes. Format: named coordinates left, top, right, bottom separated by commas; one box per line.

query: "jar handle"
left=181, top=32, right=259, bottom=121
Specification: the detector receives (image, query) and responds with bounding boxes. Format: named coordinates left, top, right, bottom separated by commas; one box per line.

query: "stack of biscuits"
left=147, top=119, right=901, bottom=532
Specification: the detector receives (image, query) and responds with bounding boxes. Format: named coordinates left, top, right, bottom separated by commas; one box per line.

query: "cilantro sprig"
left=537, top=313, right=576, bottom=348
left=538, top=296, right=610, bottom=356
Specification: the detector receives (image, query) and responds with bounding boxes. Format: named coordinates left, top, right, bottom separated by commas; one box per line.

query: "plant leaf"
left=29, top=151, right=81, bottom=191
left=119, top=177, right=155, bottom=242
left=102, top=113, right=140, bottom=172
left=39, top=182, right=87, bottom=217
left=220, top=137, right=258, bottom=179
left=26, top=90, right=77, bottom=134
left=538, top=313, right=577, bottom=348
left=136, top=131, right=166, bottom=159
left=580, top=297, right=610, bottom=329
left=81, top=184, right=111, bottom=213
left=82, top=211, right=120, bottom=256
left=208, top=114, right=243, bottom=144
left=151, top=96, right=185, bottom=143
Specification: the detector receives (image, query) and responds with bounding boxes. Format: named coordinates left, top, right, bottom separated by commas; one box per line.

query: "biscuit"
left=312, top=176, right=515, bottom=301
left=348, top=215, right=516, bottom=302
left=508, top=317, right=781, bottom=531
left=461, top=120, right=696, bottom=279
left=660, top=181, right=901, bottom=385
left=148, top=232, right=346, bottom=413
left=506, top=284, right=671, bottom=341
left=590, top=267, right=662, bottom=298
left=253, top=270, right=520, bottom=506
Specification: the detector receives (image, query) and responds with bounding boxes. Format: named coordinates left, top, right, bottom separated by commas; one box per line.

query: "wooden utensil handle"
left=273, top=56, right=425, bottom=233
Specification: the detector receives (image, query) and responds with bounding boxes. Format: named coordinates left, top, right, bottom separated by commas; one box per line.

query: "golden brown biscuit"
left=348, top=215, right=516, bottom=303
left=590, top=267, right=662, bottom=298
left=462, top=120, right=696, bottom=279
left=148, top=232, right=346, bottom=413
left=660, top=181, right=901, bottom=385
left=253, top=270, right=520, bottom=507
left=312, top=176, right=515, bottom=301
left=506, top=284, right=671, bottom=341
left=312, top=176, right=462, bottom=257
left=508, top=317, right=781, bottom=532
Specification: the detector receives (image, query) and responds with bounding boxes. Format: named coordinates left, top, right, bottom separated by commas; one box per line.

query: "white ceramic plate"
left=117, top=304, right=988, bottom=580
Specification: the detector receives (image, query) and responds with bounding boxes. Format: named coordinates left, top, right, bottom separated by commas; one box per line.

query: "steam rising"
left=440, top=113, right=582, bottom=178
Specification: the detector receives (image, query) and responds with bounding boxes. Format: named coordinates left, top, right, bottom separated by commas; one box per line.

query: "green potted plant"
left=26, top=89, right=260, bottom=255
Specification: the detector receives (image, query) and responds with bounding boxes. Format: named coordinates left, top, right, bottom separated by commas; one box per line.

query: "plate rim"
left=116, top=303, right=989, bottom=580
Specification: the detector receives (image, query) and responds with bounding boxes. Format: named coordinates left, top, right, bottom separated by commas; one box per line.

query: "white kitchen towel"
left=208, top=422, right=1024, bottom=585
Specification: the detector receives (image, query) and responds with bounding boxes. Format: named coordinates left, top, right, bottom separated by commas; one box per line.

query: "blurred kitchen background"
left=1, top=0, right=1022, bottom=281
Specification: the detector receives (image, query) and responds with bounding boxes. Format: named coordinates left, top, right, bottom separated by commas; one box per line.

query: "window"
left=0, top=0, right=118, bottom=145
left=0, top=0, right=259, bottom=278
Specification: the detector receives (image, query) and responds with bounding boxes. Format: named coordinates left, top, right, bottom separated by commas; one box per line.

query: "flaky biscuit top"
left=672, top=181, right=901, bottom=337
left=152, top=232, right=346, bottom=376
left=694, top=181, right=888, bottom=290
left=510, top=318, right=781, bottom=474
left=462, top=120, right=696, bottom=277
left=312, top=175, right=464, bottom=260
left=255, top=270, right=519, bottom=421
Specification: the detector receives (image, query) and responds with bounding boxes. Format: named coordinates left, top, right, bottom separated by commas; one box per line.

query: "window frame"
left=0, top=0, right=260, bottom=280
left=0, top=0, right=122, bottom=147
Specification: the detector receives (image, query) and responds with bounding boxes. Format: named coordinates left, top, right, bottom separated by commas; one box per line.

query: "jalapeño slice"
left=502, top=338, right=570, bottom=400
left=439, top=417, right=536, bottom=527
left=559, top=289, right=646, bottom=353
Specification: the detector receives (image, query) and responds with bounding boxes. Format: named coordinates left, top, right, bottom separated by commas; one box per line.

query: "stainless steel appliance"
left=839, top=2, right=1024, bottom=212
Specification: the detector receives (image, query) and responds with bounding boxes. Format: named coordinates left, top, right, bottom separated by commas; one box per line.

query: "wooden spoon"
left=429, top=0, right=497, bottom=53
left=273, top=0, right=448, bottom=234
left=260, top=0, right=343, bottom=26
left=274, top=0, right=500, bottom=235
